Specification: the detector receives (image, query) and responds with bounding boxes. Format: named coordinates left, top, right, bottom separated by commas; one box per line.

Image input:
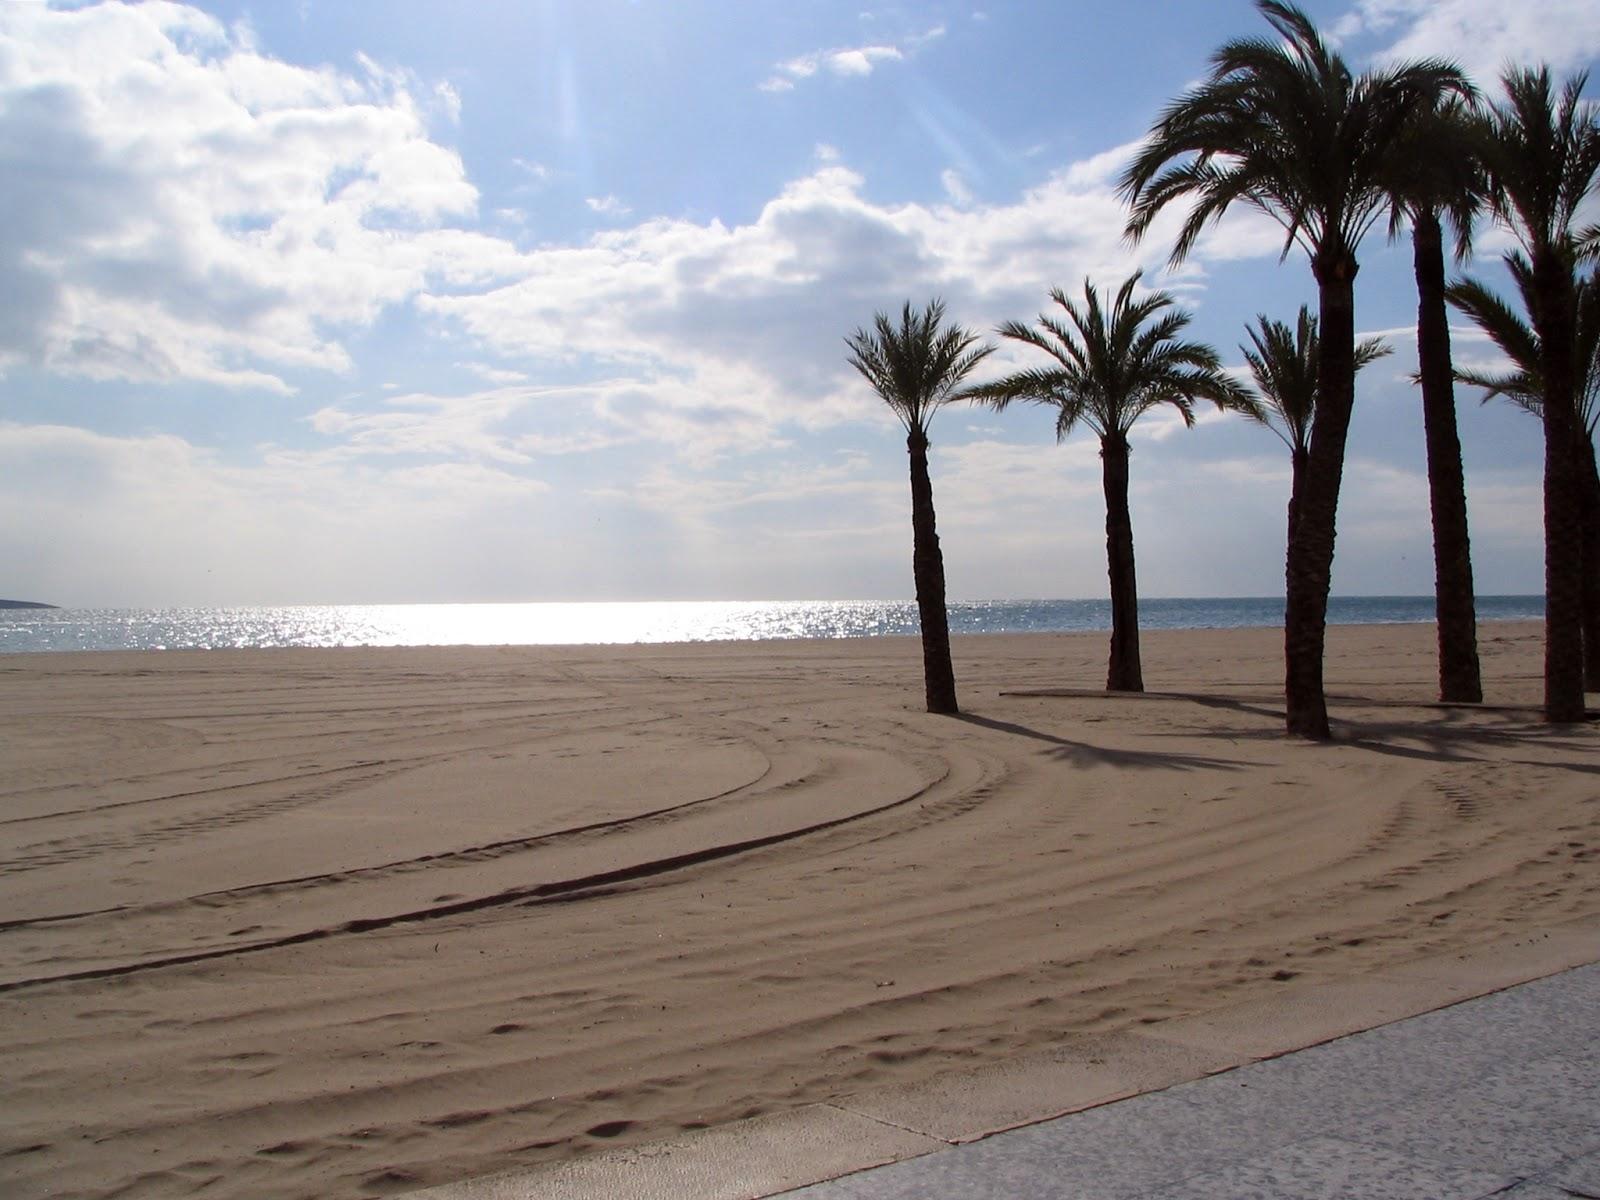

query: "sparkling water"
left=0, top=596, right=1546, bottom=654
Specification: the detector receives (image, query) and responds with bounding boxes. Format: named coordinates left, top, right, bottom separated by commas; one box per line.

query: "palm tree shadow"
left=1180, top=692, right=1289, bottom=723
left=1167, top=700, right=1598, bottom=769
left=1003, top=686, right=1286, bottom=724
left=1338, top=712, right=1600, bottom=769
left=955, top=711, right=1251, bottom=772
left=984, top=689, right=1598, bottom=772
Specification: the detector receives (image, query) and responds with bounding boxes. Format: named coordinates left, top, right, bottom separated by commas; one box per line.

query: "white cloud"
left=585, top=194, right=633, bottom=218
left=306, top=386, right=537, bottom=465
left=759, top=26, right=943, bottom=92
left=0, top=6, right=1263, bottom=470
left=511, top=157, right=554, bottom=189
left=416, top=153, right=1198, bottom=466
left=941, top=168, right=974, bottom=206
left=1351, top=0, right=1600, bottom=82
left=433, top=79, right=462, bottom=124
left=932, top=437, right=1113, bottom=597
left=595, top=455, right=897, bottom=528
left=0, top=1, right=519, bottom=392
left=827, top=45, right=903, bottom=76
left=458, top=361, right=529, bottom=385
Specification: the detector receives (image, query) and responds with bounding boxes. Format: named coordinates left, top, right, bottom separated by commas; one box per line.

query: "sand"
left=0, top=622, right=1596, bottom=1199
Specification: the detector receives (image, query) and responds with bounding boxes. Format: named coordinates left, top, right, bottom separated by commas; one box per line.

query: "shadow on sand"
left=954, top=711, right=1251, bottom=773
left=984, top=688, right=1599, bottom=772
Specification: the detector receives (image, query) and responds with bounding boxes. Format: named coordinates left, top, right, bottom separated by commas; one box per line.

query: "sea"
left=0, top=596, right=1546, bottom=655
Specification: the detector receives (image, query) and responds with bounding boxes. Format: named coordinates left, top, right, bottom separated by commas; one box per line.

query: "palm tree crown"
left=1241, top=306, right=1390, bottom=456
left=845, top=300, right=994, bottom=438
left=1120, top=0, right=1469, bottom=276
left=963, top=273, right=1255, bottom=435
left=1476, top=69, right=1600, bottom=264
left=1380, top=96, right=1484, bottom=254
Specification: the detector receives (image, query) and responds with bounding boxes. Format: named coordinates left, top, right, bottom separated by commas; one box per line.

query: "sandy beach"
left=1, top=622, right=1596, bottom=1200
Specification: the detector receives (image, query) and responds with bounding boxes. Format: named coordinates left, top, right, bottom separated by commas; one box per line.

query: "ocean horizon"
left=0, top=595, right=1546, bottom=655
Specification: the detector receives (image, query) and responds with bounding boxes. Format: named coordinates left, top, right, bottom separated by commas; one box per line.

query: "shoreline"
left=0, top=597, right=1547, bottom=657
left=2, top=622, right=1593, bottom=1199
left=0, top=611, right=1554, bottom=661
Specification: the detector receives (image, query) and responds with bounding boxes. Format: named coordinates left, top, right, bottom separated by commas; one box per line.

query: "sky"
left=2, top=0, right=1598, bottom=608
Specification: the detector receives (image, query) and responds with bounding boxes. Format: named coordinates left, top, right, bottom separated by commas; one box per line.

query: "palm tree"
left=1381, top=98, right=1485, bottom=703
left=1240, top=307, right=1390, bottom=550
left=846, top=300, right=993, bottom=714
left=1120, top=0, right=1468, bottom=738
left=963, top=273, right=1255, bottom=692
left=1449, top=259, right=1600, bottom=689
left=1472, top=67, right=1600, bottom=721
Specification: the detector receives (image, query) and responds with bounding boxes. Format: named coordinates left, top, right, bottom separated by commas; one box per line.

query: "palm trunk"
left=1284, top=445, right=1306, bottom=634
left=1285, top=250, right=1359, bottom=739
left=1580, top=435, right=1600, bottom=692
left=1101, top=432, right=1143, bottom=692
left=906, top=429, right=958, bottom=715
left=1412, top=213, right=1483, bottom=703
left=1287, top=444, right=1307, bottom=550
left=1531, top=247, right=1586, bottom=722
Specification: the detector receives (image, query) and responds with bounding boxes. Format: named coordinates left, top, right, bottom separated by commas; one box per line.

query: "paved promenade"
left=787, top=960, right=1600, bottom=1199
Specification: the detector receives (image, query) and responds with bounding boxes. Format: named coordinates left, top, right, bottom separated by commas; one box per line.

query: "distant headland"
left=0, top=600, right=56, bottom=610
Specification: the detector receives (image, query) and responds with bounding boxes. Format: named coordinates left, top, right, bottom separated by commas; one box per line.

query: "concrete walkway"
left=411, top=925, right=1598, bottom=1200
left=786, top=960, right=1600, bottom=1199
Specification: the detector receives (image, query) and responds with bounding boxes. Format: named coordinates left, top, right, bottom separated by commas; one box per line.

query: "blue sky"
left=2, top=0, right=1597, bottom=607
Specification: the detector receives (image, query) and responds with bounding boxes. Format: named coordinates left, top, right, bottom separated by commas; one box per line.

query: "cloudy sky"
left=2, top=0, right=1597, bottom=608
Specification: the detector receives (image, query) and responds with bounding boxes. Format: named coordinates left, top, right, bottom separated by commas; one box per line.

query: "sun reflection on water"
left=0, top=596, right=1545, bottom=653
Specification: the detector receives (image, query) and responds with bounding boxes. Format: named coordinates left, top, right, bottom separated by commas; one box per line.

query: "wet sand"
left=1, top=622, right=1596, bottom=1199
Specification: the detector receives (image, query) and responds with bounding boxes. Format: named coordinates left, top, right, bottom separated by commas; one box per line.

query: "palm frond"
left=1448, top=258, right=1600, bottom=430
left=961, top=369, right=1073, bottom=412
left=1446, top=268, right=1540, bottom=379
left=966, top=272, right=1246, bottom=445
left=1578, top=222, right=1600, bottom=263
left=845, top=300, right=995, bottom=436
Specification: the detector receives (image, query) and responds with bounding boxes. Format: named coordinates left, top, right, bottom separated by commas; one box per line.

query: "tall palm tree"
left=1472, top=67, right=1600, bottom=722
left=963, top=273, right=1255, bottom=692
left=1240, top=307, right=1390, bottom=550
left=1120, top=0, right=1468, bottom=738
left=1449, top=259, right=1600, bottom=689
left=846, top=300, right=993, bottom=714
left=1381, top=98, right=1485, bottom=703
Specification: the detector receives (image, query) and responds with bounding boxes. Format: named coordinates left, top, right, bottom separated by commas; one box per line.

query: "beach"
left=1, top=621, right=1596, bottom=1200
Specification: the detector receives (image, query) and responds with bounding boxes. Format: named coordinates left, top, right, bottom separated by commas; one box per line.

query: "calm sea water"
left=0, top=596, right=1546, bottom=654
